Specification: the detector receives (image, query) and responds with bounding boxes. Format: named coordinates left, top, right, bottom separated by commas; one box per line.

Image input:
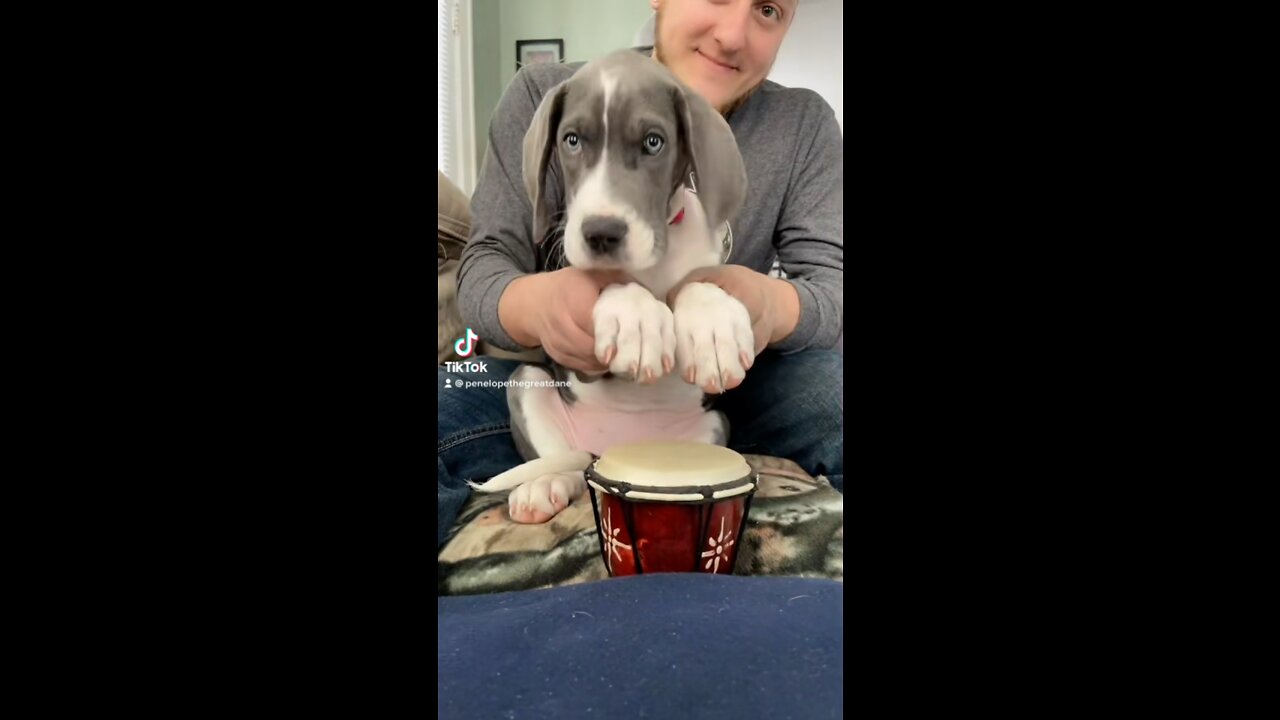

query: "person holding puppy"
left=440, top=0, right=842, bottom=546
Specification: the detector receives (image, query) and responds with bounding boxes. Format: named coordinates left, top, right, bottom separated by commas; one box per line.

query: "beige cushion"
left=439, top=172, right=470, bottom=365
left=438, top=171, right=541, bottom=364
left=438, top=170, right=470, bottom=266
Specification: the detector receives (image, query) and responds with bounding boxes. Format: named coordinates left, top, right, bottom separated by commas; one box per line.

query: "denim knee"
left=438, top=358, right=526, bottom=544
left=716, top=350, right=843, bottom=481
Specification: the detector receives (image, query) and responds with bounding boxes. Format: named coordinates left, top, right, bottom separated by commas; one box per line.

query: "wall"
left=471, top=0, right=655, bottom=168
left=497, top=0, right=656, bottom=93
left=767, top=0, right=843, bottom=131
left=472, top=0, right=502, bottom=170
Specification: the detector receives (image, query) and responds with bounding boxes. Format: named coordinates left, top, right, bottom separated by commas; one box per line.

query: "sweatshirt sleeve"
left=769, top=93, right=844, bottom=353
left=456, top=69, right=547, bottom=352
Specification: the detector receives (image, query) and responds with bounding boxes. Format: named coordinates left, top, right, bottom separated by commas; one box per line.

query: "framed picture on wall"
left=516, top=39, right=564, bottom=71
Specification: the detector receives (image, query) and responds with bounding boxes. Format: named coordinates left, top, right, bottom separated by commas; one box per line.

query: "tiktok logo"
left=454, top=328, right=479, bottom=358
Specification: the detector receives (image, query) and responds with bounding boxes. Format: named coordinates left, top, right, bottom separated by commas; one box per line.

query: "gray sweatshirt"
left=459, top=54, right=843, bottom=354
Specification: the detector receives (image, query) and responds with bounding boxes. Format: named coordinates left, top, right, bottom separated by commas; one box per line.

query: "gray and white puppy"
left=471, top=50, right=756, bottom=524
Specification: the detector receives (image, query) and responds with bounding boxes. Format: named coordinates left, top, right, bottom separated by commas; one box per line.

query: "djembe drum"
left=587, top=441, right=758, bottom=576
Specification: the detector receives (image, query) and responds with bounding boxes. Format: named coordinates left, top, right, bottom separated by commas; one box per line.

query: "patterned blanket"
left=438, top=455, right=844, bottom=596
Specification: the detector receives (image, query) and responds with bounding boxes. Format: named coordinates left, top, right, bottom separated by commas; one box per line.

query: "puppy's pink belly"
left=553, top=402, right=710, bottom=457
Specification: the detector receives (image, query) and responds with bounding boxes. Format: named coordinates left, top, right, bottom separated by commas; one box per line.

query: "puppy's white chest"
left=632, top=188, right=724, bottom=299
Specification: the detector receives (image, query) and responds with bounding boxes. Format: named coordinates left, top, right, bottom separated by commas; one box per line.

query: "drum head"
left=587, top=441, right=757, bottom=503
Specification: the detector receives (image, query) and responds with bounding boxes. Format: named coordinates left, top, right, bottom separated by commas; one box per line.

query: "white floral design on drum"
left=599, top=508, right=633, bottom=574
left=701, top=515, right=736, bottom=573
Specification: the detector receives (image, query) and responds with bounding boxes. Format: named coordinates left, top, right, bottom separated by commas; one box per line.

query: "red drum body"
left=587, top=442, right=758, bottom=576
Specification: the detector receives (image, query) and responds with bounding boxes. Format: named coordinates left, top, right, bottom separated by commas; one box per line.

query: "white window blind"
left=437, top=0, right=455, bottom=184
left=437, top=0, right=475, bottom=193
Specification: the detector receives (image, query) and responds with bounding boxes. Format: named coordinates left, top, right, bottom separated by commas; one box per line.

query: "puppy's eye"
left=563, top=132, right=580, bottom=152
left=643, top=133, right=664, bottom=155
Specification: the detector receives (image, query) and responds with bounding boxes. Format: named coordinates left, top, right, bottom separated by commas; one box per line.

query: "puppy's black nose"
left=582, top=215, right=626, bottom=254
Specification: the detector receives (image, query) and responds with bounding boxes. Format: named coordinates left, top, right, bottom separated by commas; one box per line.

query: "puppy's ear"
left=523, top=82, right=567, bottom=244
left=673, top=85, right=747, bottom=230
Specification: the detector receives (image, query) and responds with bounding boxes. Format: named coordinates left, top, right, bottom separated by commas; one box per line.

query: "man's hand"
left=500, top=267, right=632, bottom=373
left=668, top=265, right=800, bottom=355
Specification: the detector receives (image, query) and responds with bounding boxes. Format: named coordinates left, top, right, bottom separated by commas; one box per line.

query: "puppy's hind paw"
left=506, top=470, right=586, bottom=524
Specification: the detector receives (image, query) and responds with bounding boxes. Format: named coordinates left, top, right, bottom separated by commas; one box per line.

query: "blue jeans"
left=438, top=350, right=844, bottom=547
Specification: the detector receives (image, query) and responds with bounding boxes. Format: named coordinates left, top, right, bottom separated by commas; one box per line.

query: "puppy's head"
left=523, top=50, right=746, bottom=272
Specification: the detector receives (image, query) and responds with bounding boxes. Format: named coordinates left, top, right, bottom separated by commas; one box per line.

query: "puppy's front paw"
left=508, top=471, right=586, bottom=524
left=593, top=283, right=676, bottom=382
left=672, top=282, right=755, bottom=393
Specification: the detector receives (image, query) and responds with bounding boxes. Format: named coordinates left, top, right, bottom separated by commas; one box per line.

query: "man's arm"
left=456, top=67, right=564, bottom=352
left=769, top=93, right=844, bottom=353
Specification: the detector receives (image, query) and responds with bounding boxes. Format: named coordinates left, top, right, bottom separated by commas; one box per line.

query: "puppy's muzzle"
left=582, top=215, right=627, bottom=256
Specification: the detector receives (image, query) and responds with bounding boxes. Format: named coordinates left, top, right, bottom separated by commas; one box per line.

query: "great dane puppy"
left=471, top=50, right=755, bottom=524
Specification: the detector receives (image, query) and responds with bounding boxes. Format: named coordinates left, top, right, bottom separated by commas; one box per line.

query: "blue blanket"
left=438, top=573, right=843, bottom=719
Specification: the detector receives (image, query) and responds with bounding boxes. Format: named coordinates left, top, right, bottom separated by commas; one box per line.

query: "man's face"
left=652, top=0, right=796, bottom=113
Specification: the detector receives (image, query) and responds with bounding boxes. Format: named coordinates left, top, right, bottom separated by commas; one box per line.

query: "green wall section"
left=472, top=0, right=655, bottom=170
